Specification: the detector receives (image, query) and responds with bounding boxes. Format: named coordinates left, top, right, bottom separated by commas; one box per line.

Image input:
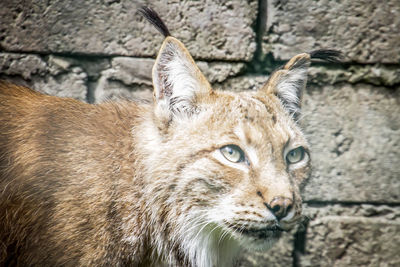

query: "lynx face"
left=136, top=35, right=314, bottom=266
left=157, top=90, right=310, bottom=250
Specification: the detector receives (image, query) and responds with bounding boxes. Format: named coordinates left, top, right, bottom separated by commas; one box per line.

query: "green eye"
left=220, top=145, right=245, bottom=163
left=286, top=147, right=305, bottom=164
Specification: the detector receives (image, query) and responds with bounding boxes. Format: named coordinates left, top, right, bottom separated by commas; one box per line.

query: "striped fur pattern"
left=0, top=7, right=339, bottom=267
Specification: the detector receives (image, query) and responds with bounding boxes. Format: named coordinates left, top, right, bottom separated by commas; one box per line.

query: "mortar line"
left=2, top=49, right=399, bottom=69
left=304, top=200, right=400, bottom=207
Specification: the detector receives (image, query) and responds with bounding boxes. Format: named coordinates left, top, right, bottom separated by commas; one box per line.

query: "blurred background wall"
left=0, top=0, right=399, bottom=266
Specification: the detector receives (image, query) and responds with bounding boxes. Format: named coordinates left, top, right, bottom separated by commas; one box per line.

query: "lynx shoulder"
left=0, top=7, right=340, bottom=267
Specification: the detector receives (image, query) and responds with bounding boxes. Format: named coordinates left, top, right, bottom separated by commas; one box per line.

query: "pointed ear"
left=259, top=53, right=311, bottom=118
left=152, top=36, right=212, bottom=118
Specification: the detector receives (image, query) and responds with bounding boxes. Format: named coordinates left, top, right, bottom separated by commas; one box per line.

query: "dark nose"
left=265, top=196, right=293, bottom=220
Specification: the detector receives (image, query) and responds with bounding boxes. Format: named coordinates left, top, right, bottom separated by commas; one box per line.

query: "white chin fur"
left=238, top=233, right=280, bottom=251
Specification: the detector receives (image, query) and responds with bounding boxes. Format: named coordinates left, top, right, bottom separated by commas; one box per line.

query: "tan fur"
left=0, top=35, right=312, bottom=266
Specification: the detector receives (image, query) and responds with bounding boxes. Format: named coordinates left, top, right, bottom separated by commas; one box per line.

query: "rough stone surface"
left=308, top=65, right=400, bottom=87
left=198, top=62, right=246, bottom=84
left=302, top=83, right=400, bottom=203
left=231, top=65, right=400, bottom=89
left=0, top=0, right=257, bottom=61
left=93, top=57, right=154, bottom=103
left=263, top=0, right=400, bottom=63
left=216, top=75, right=269, bottom=92
left=0, top=53, right=89, bottom=101
left=298, top=216, right=400, bottom=266
left=303, top=204, right=400, bottom=222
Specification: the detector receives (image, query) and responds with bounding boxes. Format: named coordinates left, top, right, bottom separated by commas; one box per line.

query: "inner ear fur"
left=152, top=36, right=212, bottom=118
left=259, top=53, right=311, bottom=118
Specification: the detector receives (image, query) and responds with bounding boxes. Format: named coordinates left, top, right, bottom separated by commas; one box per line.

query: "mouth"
left=231, top=225, right=284, bottom=239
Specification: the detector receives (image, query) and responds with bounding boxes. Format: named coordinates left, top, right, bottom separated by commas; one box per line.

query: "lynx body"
left=0, top=8, right=339, bottom=267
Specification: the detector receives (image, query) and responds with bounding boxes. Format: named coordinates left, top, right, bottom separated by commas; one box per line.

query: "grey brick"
left=302, top=83, right=400, bottom=203
left=298, top=216, right=400, bottom=266
left=303, top=204, right=400, bottom=222
left=0, top=0, right=257, bottom=61
left=262, top=0, right=400, bottom=63
left=0, top=53, right=88, bottom=101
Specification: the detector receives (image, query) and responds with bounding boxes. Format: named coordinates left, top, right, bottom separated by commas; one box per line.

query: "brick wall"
left=1, top=1, right=399, bottom=266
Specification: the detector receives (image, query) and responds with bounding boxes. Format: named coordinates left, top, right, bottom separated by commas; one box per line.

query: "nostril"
left=268, top=196, right=293, bottom=220
left=272, top=204, right=281, bottom=214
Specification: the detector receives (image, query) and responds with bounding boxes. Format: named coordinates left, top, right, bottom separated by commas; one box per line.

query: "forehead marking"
left=234, top=126, right=259, bottom=168
left=246, top=146, right=259, bottom=168
left=242, top=96, right=267, bottom=113
left=252, top=95, right=278, bottom=125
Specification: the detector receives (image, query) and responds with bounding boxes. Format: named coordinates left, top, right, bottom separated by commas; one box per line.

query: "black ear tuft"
left=138, top=6, right=171, bottom=37
left=310, top=49, right=343, bottom=63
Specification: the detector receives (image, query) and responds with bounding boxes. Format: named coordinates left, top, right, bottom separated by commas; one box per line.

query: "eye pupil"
left=220, top=145, right=247, bottom=164
left=286, top=147, right=305, bottom=164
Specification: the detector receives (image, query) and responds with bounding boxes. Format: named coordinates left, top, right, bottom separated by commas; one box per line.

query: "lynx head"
left=138, top=7, right=340, bottom=266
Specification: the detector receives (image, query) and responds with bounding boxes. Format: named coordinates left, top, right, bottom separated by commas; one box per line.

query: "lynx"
left=0, top=7, right=340, bottom=267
